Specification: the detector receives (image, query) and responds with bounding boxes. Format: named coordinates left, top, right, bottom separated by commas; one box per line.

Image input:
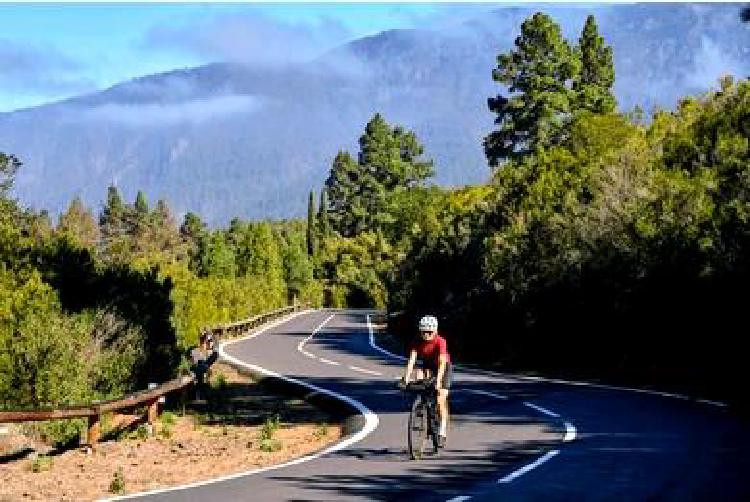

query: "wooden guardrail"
left=0, top=303, right=309, bottom=449
left=207, top=303, right=306, bottom=340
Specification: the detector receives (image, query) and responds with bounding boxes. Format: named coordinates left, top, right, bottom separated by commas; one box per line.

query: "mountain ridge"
left=0, top=4, right=747, bottom=225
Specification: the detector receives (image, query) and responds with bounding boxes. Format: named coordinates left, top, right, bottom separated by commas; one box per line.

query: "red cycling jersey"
left=411, top=333, right=451, bottom=370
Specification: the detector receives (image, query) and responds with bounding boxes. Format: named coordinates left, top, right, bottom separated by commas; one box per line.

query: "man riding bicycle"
left=402, top=315, right=452, bottom=446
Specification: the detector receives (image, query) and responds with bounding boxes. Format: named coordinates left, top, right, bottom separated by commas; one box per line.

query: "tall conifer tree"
left=484, top=13, right=579, bottom=166
left=306, top=190, right=316, bottom=256
left=575, top=15, right=616, bottom=114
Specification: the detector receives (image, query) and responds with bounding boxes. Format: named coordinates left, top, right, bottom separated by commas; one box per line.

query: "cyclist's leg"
left=437, top=363, right=453, bottom=440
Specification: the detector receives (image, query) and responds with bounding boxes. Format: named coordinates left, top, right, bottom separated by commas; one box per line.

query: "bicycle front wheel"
left=408, top=396, right=437, bottom=459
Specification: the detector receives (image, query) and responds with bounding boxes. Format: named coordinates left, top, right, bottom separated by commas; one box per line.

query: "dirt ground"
left=0, top=363, right=342, bottom=501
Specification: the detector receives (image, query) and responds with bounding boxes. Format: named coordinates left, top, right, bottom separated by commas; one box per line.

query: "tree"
left=58, top=197, right=99, bottom=248
left=134, top=191, right=149, bottom=217
left=0, top=152, right=21, bottom=199
left=180, top=212, right=206, bottom=242
left=484, top=12, right=579, bottom=166
left=307, top=190, right=316, bottom=256
left=100, top=185, right=127, bottom=238
left=325, top=114, right=434, bottom=237
left=325, top=151, right=360, bottom=236
left=574, top=15, right=616, bottom=114
left=318, top=188, right=331, bottom=237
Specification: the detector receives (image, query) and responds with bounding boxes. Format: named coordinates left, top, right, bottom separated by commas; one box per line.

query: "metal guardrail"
left=0, top=303, right=308, bottom=448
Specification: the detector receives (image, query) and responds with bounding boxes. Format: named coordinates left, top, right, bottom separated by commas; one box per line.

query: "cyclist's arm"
left=404, top=349, right=418, bottom=383
left=435, top=354, right=448, bottom=390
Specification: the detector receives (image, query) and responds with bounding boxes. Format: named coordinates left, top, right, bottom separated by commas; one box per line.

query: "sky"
left=0, top=3, right=501, bottom=112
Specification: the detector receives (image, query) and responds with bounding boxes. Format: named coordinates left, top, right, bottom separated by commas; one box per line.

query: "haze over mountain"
left=0, top=3, right=747, bottom=225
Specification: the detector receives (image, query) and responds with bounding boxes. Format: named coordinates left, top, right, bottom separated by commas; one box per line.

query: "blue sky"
left=0, top=3, right=494, bottom=112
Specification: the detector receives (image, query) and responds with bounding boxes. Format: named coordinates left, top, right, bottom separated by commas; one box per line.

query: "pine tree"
left=574, top=15, right=616, bottom=114
left=325, top=114, right=433, bottom=237
left=180, top=212, right=206, bottom=243
left=134, top=191, right=149, bottom=226
left=325, top=150, right=360, bottom=236
left=306, top=190, right=316, bottom=256
left=58, top=197, right=99, bottom=248
left=318, top=188, right=331, bottom=237
left=0, top=153, right=21, bottom=198
left=100, top=185, right=126, bottom=239
left=484, top=12, right=579, bottom=166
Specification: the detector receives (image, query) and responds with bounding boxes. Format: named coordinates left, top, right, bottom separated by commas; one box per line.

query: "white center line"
left=563, top=421, right=577, bottom=442
left=318, top=357, right=341, bottom=366
left=463, top=389, right=508, bottom=400
left=523, top=401, right=560, bottom=418
left=497, top=450, right=560, bottom=484
left=348, top=365, right=383, bottom=376
left=446, top=496, right=472, bottom=502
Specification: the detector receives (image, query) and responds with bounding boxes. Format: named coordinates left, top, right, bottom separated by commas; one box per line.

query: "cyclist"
left=402, top=315, right=452, bottom=446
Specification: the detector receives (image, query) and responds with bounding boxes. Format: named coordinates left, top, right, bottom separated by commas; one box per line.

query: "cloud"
left=75, top=94, right=265, bottom=127
left=686, top=35, right=748, bottom=90
left=143, top=11, right=352, bottom=67
left=0, top=40, right=96, bottom=95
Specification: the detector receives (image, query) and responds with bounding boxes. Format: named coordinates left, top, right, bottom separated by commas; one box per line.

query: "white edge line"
left=523, top=401, right=560, bottom=418
left=497, top=450, right=560, bottom=484
left=367, top=315, right=727, bottom=408
left=368, top=311, right=578, bottom=488
left=103, top=310, right=379, bottom=501
left=563, top=421, right=577, bottom=442
left=367, top=314, right=407, bottom=361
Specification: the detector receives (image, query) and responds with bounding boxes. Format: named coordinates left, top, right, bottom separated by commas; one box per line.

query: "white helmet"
left=418, top=315, right=438, bottom=332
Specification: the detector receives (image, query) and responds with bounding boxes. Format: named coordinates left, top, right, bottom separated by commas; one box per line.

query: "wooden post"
left=147, top=398, right=159, bottom=426
left=87, top=414, right=100, bottom=447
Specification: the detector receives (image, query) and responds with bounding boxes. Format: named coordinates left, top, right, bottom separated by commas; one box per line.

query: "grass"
left=109, top=468, right=126, bottom=494
left=313, top=423, right=328, bottom=440
left=158, top=411, right=177, bottom=439
left=29, top=454, right=53, bottom=473
left=258, top=414, right=282, bottom=452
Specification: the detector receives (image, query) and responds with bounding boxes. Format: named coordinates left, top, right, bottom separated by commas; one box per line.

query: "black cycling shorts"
left=421, top=362, right=453, bottom=390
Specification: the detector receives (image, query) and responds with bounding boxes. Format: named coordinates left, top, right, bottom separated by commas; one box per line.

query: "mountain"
left=0, top=3, right=747, bottom=225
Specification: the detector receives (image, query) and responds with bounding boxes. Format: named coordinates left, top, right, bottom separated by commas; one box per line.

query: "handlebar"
left=397, top=376, right=437, bottom=392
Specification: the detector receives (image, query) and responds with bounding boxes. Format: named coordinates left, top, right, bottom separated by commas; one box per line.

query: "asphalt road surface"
left=122, top=309, right=750, bottom=501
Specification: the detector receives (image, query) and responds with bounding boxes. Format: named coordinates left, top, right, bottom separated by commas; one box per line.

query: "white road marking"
left=367, top=314, right=407, bottom=361
left=523, top=402, right=560, bottom=418
left=104, top=310, right=379, bottom=501
left=446, top=496, right=472, bottom=502
left=367, top=312, right=576, bottom=487
left=563, top=422, right=577, bottom=442
left=367, top=314, right=726, bottom=408
left=348, top=365, right=383, bottom=376
left=318, top=357, right=341, bottom=366
left=497, top=450, right=560, bottom=484
left=463, top=389, right=508, bottom=400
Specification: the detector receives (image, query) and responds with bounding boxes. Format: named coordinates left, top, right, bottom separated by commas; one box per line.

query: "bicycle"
left=398, top=376, right=440, bottom=460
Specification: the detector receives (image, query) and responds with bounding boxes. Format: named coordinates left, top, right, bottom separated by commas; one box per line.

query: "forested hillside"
left=0, top=153, right=319, bottom=443
left=313, top=12, right=750, bottom=406
left=0, top=3, right=745, bottom=224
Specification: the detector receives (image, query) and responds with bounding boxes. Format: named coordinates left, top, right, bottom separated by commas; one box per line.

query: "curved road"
left=123, top=309, right=750, bottom=501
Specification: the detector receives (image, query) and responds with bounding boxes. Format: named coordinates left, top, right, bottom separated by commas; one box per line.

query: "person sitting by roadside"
left=190, top=329, right=218, bottom=400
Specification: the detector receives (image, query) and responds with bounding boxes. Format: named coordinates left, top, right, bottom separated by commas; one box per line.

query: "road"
left=120, top=309, right=750, bottom=501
